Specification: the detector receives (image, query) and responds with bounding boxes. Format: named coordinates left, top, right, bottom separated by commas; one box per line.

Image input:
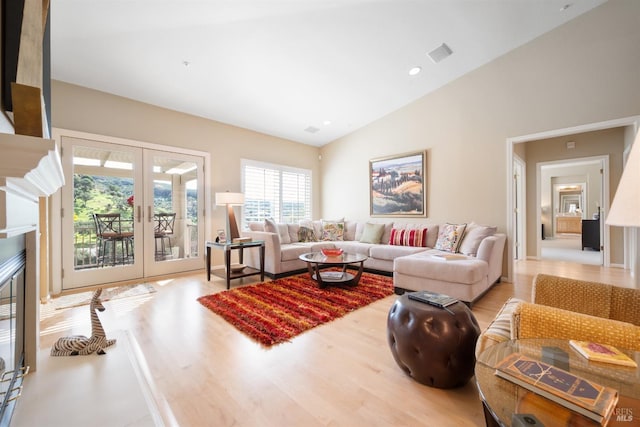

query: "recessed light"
left=409, top=66, right=422, bottom=76
left=323, top=120, right=332, bottom=126
left=182, top=60, right=191, bottom=67
left=560, top=4, right=572, bottom=11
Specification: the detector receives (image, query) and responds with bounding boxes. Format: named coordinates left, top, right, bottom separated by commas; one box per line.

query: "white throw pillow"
left=264, top=218, right=291, bottom=244
left=458, top=223, right=497, bottom=256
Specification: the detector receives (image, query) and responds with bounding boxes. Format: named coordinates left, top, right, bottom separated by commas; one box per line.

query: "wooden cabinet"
left=556, top=216, right=582, bottom=234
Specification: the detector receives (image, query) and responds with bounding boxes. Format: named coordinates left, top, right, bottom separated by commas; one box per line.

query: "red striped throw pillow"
left=389, top=227, right=428, bottom=247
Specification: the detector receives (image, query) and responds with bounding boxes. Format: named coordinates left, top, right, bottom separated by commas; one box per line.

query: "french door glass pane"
left=152, top=155, right=199, bottom=262
left=72, top=145, right=135, bottom=270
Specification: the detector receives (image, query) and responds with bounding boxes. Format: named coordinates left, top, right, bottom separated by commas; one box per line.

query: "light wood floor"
left=38, top=259, right=635, bottom=427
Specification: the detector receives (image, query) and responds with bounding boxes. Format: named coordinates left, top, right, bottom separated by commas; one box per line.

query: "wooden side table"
left=206, top=240, right=265, bottom=289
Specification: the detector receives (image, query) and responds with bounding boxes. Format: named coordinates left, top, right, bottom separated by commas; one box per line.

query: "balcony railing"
left=73, top=221, right=198, bottom=269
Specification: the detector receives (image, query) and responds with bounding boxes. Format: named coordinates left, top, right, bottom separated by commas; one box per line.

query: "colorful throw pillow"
left=388, top=227, right=428, bottom=247
left=321, top=220, right=345, bottom=241
left=434, top=223, right=467, bottom=252
left=298, top=226, right=317, bottom=242
left=359, top=223, right=385, bottom=244
left=299, top=219, right=324, bottom=239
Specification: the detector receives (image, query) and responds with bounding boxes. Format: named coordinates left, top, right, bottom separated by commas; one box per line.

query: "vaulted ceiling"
left=51, top=0, right=606, bottom=146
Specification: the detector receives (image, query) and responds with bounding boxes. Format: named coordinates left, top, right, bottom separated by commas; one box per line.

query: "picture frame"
left=216, top=229, right=227, bottom=244
left=370, top=150, right=426, bottom=217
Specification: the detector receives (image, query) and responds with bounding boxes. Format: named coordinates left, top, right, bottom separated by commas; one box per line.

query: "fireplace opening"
left=0, top=251, right=27, bottom=426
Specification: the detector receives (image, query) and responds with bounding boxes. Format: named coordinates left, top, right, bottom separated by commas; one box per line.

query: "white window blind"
left=241, top=159, right=311, bottom=228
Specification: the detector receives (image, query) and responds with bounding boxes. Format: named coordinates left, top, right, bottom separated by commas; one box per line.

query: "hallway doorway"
left=538, top=157, right=605, bottom=267
left=505, top=116, right=640, bottom=282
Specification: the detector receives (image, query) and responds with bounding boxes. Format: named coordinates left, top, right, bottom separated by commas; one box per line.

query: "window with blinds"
left=241, top=159, right=312, bottom=228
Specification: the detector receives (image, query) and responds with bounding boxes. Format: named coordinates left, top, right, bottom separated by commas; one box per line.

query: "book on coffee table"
left=431, top=253, right=467, bottom=261
left=569, top=340, right=638, bottom=368
left=407, top=291, right=458, bottom=308
left=495, top=352, right=618, bottom=425
left=321, top=271, right=344, bottom=280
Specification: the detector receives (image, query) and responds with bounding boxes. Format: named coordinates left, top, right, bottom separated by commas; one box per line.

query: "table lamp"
left=215, top=191, right=245, bottom=242
left=606, top=130, right=640, bottom=287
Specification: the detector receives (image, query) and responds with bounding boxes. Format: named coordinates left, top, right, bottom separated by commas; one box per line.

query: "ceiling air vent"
left=428, top=43, right=453, bottom=63
left=304, top=126, right=320, bottom=134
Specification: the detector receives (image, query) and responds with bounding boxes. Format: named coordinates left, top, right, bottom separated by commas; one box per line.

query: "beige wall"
left=525, top=127, right=625, bottom=263
left=320, top=0, right=640, bottom=236
left=51, top=81, right=321, bottom=265
left=51, top=1, right=640, bottom=273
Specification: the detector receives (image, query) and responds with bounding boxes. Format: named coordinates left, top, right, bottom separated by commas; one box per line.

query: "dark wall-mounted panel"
left=1, top=0, right=26, bottom=112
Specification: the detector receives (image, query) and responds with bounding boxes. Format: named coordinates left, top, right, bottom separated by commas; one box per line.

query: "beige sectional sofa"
left=241, top=219, right=506, bottom=306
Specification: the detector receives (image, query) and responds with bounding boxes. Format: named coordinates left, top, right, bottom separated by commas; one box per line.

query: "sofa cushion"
left=298, top=226, right=317, bottom=242
left=359, top=223, right=386, bottom=244
left=264, top=217, right=278, bottom=234
left=380, top=222, right=394, bottom=245
left=271, top=223, right=292, bottom=244
left=248, top=222, right=264, bottom=231
left=434, top=223, right=467, bottom=252
left=281, top=242, right=336, bottom=261
left=369, top=244, right=427, bottom=261
left=389, top=227, right=428, bottom=247
left=333, top=241, right=374, bottom=256
left=287, top=223, right=300, bottom=243
left=343, top=220, right=358, bottom=241
left=299, top=219, right=324, bottom=239
left=321, top=220, right=345, bottom=241
left=394, top=250, right=487, bottom=284
left=280, top=243, right=312, bottom=261
left=264, top=217, right=291, bottom=244
left=458, top=223, right=497, bottom=256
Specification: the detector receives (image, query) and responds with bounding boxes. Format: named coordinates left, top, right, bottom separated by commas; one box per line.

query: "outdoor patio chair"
left=93, top=213, right=134, bottom=266
left=154, top=213, right=176, bottom=260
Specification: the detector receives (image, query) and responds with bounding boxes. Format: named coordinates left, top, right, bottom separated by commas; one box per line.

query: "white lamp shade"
left=215, top=192, right=245, bottom=206
left=606, top=130, right=640, bottom=227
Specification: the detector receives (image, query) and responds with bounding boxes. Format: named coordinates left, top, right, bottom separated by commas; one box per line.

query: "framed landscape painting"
left=369, top=151, right=426, bottom=217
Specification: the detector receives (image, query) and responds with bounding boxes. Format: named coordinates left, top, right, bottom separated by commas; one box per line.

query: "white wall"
left=320, top=0, right=640, bottom=235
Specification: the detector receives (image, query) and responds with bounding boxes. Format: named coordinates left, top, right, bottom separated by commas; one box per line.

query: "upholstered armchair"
left=477, top=274, right=640, bottom=355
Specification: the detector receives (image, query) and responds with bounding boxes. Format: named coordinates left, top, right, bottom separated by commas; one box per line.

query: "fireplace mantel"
left=0, top=132, right=64, bottom=377
left=0, top=133, right=64, bottom=237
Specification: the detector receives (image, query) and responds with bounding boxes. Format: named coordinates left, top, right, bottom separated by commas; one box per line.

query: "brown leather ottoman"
left=387, top=293, right=480, bottom=388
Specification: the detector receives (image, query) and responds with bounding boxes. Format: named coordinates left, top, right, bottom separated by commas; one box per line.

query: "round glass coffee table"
left=299, top=252, right=367, bottom=288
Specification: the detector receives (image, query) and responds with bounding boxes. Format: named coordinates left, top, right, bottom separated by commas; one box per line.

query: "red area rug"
left=197, top=272, right=394, bottom=346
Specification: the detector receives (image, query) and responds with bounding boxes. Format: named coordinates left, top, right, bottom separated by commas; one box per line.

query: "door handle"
left=137, top=205, right=142, bottom=223
left=148, top=206, right=153, bottom=223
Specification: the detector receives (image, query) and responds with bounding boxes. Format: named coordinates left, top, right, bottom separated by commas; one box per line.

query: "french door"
left=60, top=136, right=205, bottom=290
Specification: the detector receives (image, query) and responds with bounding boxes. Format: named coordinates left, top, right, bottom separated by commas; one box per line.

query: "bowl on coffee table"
left=321, top=248, right=343, bottom=257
